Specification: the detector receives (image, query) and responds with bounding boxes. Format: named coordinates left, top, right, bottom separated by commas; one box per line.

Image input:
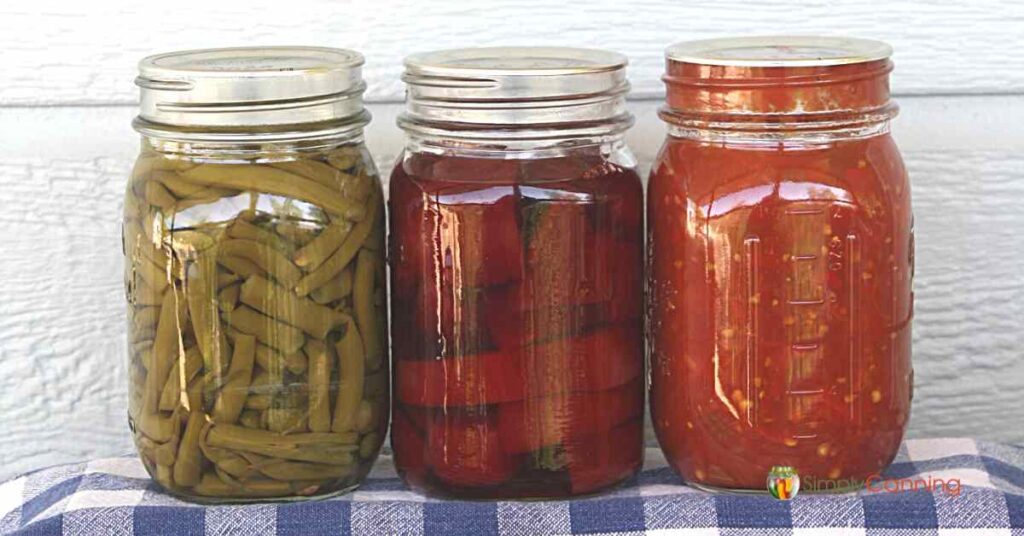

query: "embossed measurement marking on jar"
left=744, top=236, right=760, bottom=427
left=778, top=204, right=860, bottom=439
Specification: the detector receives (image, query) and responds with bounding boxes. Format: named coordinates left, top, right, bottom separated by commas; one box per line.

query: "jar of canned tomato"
left=648, top=37, right=914, bottom=490
left=388, top=47, right=645, bottom=498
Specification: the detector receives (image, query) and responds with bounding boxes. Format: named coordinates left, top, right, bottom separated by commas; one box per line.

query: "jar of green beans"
left=123, top=47, right=388, bottom=502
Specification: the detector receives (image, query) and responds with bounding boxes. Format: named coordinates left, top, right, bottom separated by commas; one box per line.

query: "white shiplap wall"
left=1, top=0, right=1022, bottom=481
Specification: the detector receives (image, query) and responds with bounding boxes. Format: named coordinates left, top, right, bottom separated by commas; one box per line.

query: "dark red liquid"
left=389, top=148, right=645, bottom=498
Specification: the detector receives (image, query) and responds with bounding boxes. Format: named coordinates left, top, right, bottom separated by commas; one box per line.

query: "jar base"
left=154, top=481, right=363, bottom=505
left=398, top=466, right=640, bottom=501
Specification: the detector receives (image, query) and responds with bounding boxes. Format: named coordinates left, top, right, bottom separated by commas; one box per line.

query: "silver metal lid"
left=400, top=47, right=631, bottom=133
left=135, top=46, right=368, bottom=129
left=666, top=36, right=892, bottom=67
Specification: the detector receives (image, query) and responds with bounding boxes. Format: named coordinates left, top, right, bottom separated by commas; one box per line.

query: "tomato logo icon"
left=767, top=466, right=800, bottom=500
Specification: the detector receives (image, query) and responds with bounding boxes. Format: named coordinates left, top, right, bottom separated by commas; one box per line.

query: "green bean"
left=185, top=246, right=222, bottom=369
left=306, top=340, right=333, bottom=433
left=126, top=219, right=168, bottom=269
left=130, top=157, right=157, bottom=196
left=140, top=207, right=162, bottom=248
left=185, top=376, right=204, bottom=412
left=247, top=369, right=269, bottom=391
left=158, top=346, right=202, bottom=412
left=156, top=464, right=175, bottom=489
left=359, top=432, right=380, bottom=460
left=144, top=180, right=177, bottom=209
left=132, top=306, right=160, bottom=339
left=218, top=239, right=302, bottom=288
left=239, top=410, right=262, bottom=429
left=208, top=450, right=256, bottom=480
left=227, top=218, right=289, bottom=253
left=178, top=164, right=366, bottom=221
left=239, top=275, right=350, bottom=339
left=363, top=369, right=388, bottom=400
left=193, top=472, right=301, bottom=498
left=266, top=407, right=308, bottom=434
left=245, top=395, right=272, bottom=411
left=175, top=194, right=229, bottom=212
left=218, top=283, right=240, bottom=313
left=213, top=334, right=255, bottom=424
left=138, top=435, right=177, bottom=466
left=136, top=242, right=172, bottom=277
left=145, top=290, right=188, bottom=415
left=153, top=170, right=203, bottom=197
left=254, top=343, right=306, bottom=376
left=309, top=267, right=353, bottom=305
left=206, top=424, right=358, bottom=464
left=218, top=255, right=264, bottom=280
left=237, top=452, right=354, bottom=481
left=132, top=279, right=164, bottom=307
left=137, top=347, right=153, bottom=373
left=355, top=399, right=377, bottom=433
left=136, top=407, right=180, bottom=443
left=173, top=411, right=205, bottom=487
left=156, top=170, right=236, bottom=200
left=269, top=159, right=344, bottom=191
left=199, top=429, right=232, bottom=461
left=331, top=322, right=364, bottom=433
left=363, top=213, right=385, bottom=252
left=216, top=272, right=240, bottom=289
left=285, top=349, right=308, bottom=375
left=132, top=340, right=153, bottom=362
left=274, top=221, right=318, bottom=246
left=294, top=196, right=379, bottom=297
left=292, top=217, right=353, bottom=271
left=209, top=331, right=233, bottom=381
left=136, top=255, right=169, bottom=294
left=353, top=249, right=382, bottom=370
left=124, top=188, right=142, bottom=221
left=344, top=171, right=375, bottom=202
left=133, top=154, right=195, bottom=181
left=224, top=306, right=305, bottom=354
left=326, top=147, right=358, bottom=171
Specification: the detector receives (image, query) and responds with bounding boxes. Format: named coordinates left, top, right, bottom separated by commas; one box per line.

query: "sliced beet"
left=496, top=377, right=644, bottom=454
left=396, top=325, right=642, bottom=407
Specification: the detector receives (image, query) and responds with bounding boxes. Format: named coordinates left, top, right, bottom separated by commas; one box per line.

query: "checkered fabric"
left=2, top=438, right=1022, bottom=535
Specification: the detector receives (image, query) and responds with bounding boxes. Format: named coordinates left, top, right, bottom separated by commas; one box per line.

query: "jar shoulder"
left=391, top=145, right=642, bottom=186
left=648, top=134, right=909, bottom=208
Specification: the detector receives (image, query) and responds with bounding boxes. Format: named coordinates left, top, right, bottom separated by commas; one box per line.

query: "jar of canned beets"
left=388, top=47, right=645, bottom=498
left=648, top=37, right=913, bottom=491
left=124, top=47, right=389, bottom=502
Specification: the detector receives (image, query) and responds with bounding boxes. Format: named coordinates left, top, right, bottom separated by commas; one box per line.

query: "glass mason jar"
left=648, top=37, right=914, bottom=491
left=389, top=47, right=645, bottom=499
left=123, top=47, right=389, bottom=502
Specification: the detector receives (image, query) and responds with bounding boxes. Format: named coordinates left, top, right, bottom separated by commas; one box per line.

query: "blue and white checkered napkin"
left=2, top=438, right=1022, bottom=535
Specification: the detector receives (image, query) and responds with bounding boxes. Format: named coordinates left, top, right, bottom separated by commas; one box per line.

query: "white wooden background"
left=1, top=0, right=1022, bottom=481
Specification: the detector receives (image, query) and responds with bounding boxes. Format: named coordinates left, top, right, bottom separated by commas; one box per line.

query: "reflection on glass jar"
left=648, top=37, right=913, bottom=490
left=389, top=47, right=645, bottom=499
left=124, top=47, right=388, bottom=502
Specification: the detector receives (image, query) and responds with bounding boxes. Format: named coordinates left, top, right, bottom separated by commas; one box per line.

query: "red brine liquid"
left=389, top=149, right=645, bottom=498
